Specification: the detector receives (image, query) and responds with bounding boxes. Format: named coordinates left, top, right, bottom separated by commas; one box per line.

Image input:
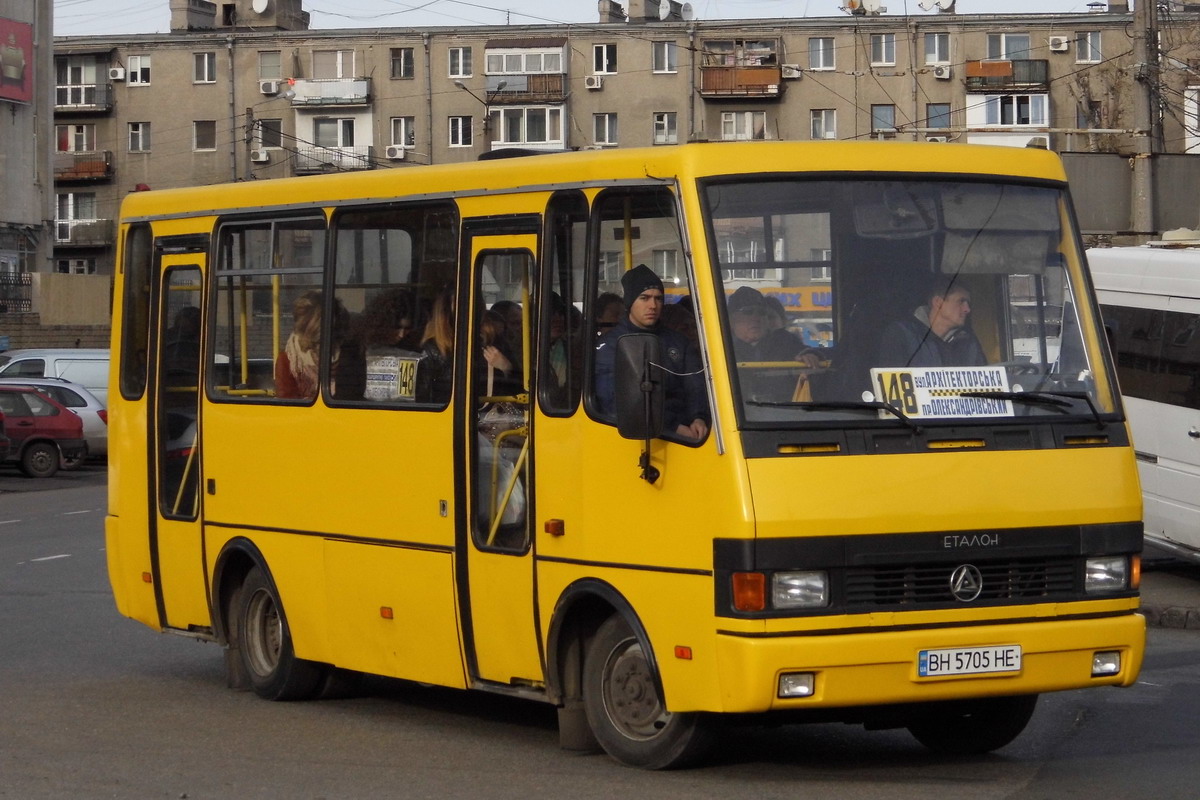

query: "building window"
left=449, top=116, right=473, bottom=147
left=653, top=250, right=679, bottom=283
left=315, top=118, right=355, bottom=147
left=391, top=47, right=415, bottom=79
left=314, top=50, right=355, bottom=79
left=810, top=109, right=836, bottom=140
left=871, top=104, right=896, bottom=132
left=449, top=47, right=472, bottom=78
left=56, top=258, right=95, bottom=275
left=259, top=50, right=281, bottom=79
left=593, top=113, right=618, bottom=146
left=594, top=43, right=617, bottom=74
left=985, top=94, right=1047, bottom=126
left=721, top=111, right=767, bottom=141
left=485, top=48, right=563, bottom=74
left=193, top=120, right=217, bottom=150
left=925, top=32, right=950, bottom=65
left=391, top=116, right=416, bottom=148
left=1076, top=31, right=1101, bottom=63
left=927, top=103, right=952, bottom=129
left=652, top=41, right=678, bottom=73
left=871, top=33, right=895, bottom=67
left=194, top=52, right=217, bottom=83
left=128, top=122, right=151, bottom=152
left=809, top=37, right=835, bottom=71
left=986, top=33, right=1031, bottom=60
left=653, top=111, right=677, bottom=144
left=258, top=119, right=282, bottom=148
left=128, top=55, right=151, bottom=85
left=56, top=124, right=95, bottom=152
left=491, top=107, right=564, bottom=146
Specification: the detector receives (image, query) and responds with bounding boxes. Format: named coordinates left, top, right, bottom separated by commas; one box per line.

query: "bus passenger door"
left=152, top=260, right=210, bottom=630
left=463, top=232, right=542, bottom=687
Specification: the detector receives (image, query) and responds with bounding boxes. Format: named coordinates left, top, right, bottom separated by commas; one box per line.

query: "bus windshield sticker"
left=869, top=366, right=1014, bottom=420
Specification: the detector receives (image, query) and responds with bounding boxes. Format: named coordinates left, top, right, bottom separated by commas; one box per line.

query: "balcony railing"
left=53, top=151, right=113, bottom=182
left=289, top=78, right=371, bottom=106
left=487, top=73, right=567, bottom=104
left=699, top=66, right=784, bottom=98
left=54, top=218, right=113, bottom=247
left=964, top=60, right=1049, bottom=91
left=0, top=272, right=33, bottom=314
left=54, top=83, right=114, bottom=112
left=293, top=145, right=375, bottom=174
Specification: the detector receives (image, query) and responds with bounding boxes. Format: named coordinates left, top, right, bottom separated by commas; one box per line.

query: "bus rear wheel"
left=238, top=566, right=325, bottom=701
left=582, top=615, right=714, bottom=769
left=907, top=694, right=1038, bottom=755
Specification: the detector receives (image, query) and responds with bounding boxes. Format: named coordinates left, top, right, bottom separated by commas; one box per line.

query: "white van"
left=0, top=348, right=109, bottom=405
left=1088, top=244, right=1200, bottom=563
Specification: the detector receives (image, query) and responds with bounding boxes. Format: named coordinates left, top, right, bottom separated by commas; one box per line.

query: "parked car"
left=0, top=377, right=107, bottom=461
left=0, top=410, right=10, bottom=463
left=0, top=348, right=109, bottom=404
left=0, top=385, right=86, bottom=478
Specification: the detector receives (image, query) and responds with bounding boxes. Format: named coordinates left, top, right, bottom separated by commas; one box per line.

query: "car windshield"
left=702, top=176, right=1115, bottom=427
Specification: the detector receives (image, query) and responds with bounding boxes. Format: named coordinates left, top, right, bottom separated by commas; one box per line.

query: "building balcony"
left=293, top=145, right=375, bottom=174
left=54, top=218, right=113, bottom=247
left=964, top=60, right=1049, bottom=92
left=54, top=83, right=114, bottom=113
left=699, top=66, right=784, bottom=99
left=486, top=73, right=567, bottom=104
left=54, top=151, right=113, bottom=182
left=288, top=78, right=371, bottom=106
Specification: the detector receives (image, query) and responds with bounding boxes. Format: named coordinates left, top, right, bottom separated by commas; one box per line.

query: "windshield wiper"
left=749, top=399, right=922, bottom=433
left=958, top=390, right=1106, bottom=428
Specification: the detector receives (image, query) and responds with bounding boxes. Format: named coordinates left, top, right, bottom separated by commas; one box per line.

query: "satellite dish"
left=681, top=2, right=693, bottom=20
left=658, top=0, right=671, bottom=20
left=251, top=0, right=269, bottom=14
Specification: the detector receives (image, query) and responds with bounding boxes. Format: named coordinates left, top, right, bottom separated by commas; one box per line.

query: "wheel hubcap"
left=602, top=638, right=671, bottom=740
left=245, top=588, right=282, bottom=677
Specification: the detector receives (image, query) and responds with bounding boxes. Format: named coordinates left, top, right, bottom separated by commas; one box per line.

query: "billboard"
left=0, top=16, right=33, bottom=105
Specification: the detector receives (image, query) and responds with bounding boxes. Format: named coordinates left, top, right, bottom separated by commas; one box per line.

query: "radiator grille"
left=844, top=557, right=1078, bottom=607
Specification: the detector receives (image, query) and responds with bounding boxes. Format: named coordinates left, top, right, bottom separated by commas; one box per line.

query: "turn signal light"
left=732, top=572, right=766, bottom=612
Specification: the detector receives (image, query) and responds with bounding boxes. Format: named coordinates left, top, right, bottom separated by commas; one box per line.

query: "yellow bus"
left=107, top=142, right=1144, bottom=769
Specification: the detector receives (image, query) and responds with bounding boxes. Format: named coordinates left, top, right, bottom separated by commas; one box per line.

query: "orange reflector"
left=544, top=519, right=565, bottom=537
left=674, top=645, right=693, bottom=660
left=141, top=572, right=153, bottom=583
left=1131, top=554, right=1142, bottom=590
left=380, top=606, right=394, bottom=620
left=732, top=572, right=766, bottom=612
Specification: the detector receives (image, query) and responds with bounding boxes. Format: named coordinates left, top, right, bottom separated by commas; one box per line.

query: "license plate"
left=918, top=645, right=1022, bottom=677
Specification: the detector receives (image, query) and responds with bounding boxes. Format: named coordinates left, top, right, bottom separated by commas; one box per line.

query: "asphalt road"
left=1, top=473, right=1198, bottom=799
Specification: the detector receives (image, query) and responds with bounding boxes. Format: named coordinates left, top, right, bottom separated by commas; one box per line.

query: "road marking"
left=30, top=554, right=72, bottom=562
left=0, top=519, right=20, bottom=525
left=60, top=510, right=92, bottom=516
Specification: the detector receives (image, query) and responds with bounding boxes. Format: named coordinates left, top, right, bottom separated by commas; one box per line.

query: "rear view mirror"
left=614, top=333, right=664, bottom=441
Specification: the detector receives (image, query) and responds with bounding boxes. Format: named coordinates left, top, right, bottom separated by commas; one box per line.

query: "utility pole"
left=1131, top=0, right=1158, bottom=238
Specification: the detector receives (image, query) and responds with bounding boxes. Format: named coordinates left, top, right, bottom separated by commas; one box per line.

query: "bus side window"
left=540, top=191, right=589, bottom=415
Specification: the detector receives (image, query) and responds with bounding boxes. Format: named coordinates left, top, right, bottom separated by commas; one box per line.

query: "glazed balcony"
left=965, top=59, right=1050, bottom=92
left=54, top=151, right=113, bottom=182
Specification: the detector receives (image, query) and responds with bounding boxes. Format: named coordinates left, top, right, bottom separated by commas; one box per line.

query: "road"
left=1, top=472, right=1198, bottom=799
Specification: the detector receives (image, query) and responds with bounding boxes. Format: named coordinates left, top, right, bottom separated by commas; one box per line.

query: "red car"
left=0, top=385, right=86, bottom=478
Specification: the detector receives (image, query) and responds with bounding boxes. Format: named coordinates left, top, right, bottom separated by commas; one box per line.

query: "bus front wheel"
left=582, top=615, right=713, bottom=769
left=906, top=694, right=1038, bottom=755
left=238, top=566, right=325, bottom=701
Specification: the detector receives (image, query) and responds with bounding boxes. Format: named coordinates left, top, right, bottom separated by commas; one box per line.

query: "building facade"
left=48, top=0, right=1200, bottom=275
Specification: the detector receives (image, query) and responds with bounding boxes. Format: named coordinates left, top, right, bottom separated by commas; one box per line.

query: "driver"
left=879, top=276, right=985, bottom=368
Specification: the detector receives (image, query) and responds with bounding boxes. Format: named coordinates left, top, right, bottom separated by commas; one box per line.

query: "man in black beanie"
left=594, top=265, right=709, bottom=440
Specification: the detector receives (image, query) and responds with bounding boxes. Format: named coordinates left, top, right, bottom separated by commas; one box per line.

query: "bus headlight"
left=1085, top=556, right=1129, bottom=594
left=772, top=571, right=829, bottom=609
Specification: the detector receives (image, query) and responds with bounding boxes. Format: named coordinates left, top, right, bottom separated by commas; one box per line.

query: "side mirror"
left=614, top=333, right=664, bottom=441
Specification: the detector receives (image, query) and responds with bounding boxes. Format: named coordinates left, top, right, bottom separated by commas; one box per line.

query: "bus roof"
left=118, top=141, right=1069, bottom=223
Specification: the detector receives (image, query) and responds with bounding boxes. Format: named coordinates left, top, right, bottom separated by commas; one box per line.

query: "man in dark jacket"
left=594, top=265, right=709, bottom=440
left=878, top=278, right=986, bottom=368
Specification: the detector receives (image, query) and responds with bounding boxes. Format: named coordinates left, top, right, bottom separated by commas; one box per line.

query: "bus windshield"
left=703, top=176, right=1113, bottom=427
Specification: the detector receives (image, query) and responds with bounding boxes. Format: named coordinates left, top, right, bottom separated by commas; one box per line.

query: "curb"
left=1141, top=603, right=1200, bottom=630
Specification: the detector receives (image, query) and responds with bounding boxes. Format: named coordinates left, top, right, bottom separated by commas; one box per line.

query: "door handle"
left=1189, top=428, right=1200, bottom=439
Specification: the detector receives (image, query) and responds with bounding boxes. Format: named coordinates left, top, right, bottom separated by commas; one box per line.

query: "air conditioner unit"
left=584, top=75, right=604, bottom=90
left=781, top=64, right=803, bottom=80
left=108, top=67, right=125, bottom=81
left=933, top=64, right=952, bottom=80
left=385, top=145, right=407, bottom=161
left=926, top=135, right=949, bottom=143
left=259, top=80, right=280, bottom=95
left=1049, top=36, right=1070, bottom=53
left=250, top=149, right=270, bottom=163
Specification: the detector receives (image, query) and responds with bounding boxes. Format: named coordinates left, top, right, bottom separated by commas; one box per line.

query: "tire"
left=20, top=442, right=60, bottom=478
left=237, top=565, right=325, bottom=701
left=582, top=615, right=714, bottom=769
left=907, top=694, right=1038, bottom=755
left=61, top=446, right=88, bottom=471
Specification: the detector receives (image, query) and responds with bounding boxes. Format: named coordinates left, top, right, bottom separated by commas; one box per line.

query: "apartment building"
left=49, top=0, right=1200, bottom=275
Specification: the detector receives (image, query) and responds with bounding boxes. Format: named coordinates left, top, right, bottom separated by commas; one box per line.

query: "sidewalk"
left=1140, top=546, right=1200, bottom=630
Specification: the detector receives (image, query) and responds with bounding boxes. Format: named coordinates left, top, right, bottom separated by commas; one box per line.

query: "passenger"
left=480, top=308, right=520, bottom=397
left=660, top=295, right=699, bottom=348
left=595, top=292, right=624, bottom=334
left=594, top=265, right=710, bottom=441
left=275, top=290, right=325, bottom=400
left=878, top=276, right=986, bottom=368
left=727, top=286, right=818, bottom=400
left=763, top=294, right=789, bottom=333
left=417, top=289, right=455, bottom=403
left=338, top=289, right=420, bottom=400
left=490, top=299, right=524, bottom=369
left=162, top=305, right=201, bottom=386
